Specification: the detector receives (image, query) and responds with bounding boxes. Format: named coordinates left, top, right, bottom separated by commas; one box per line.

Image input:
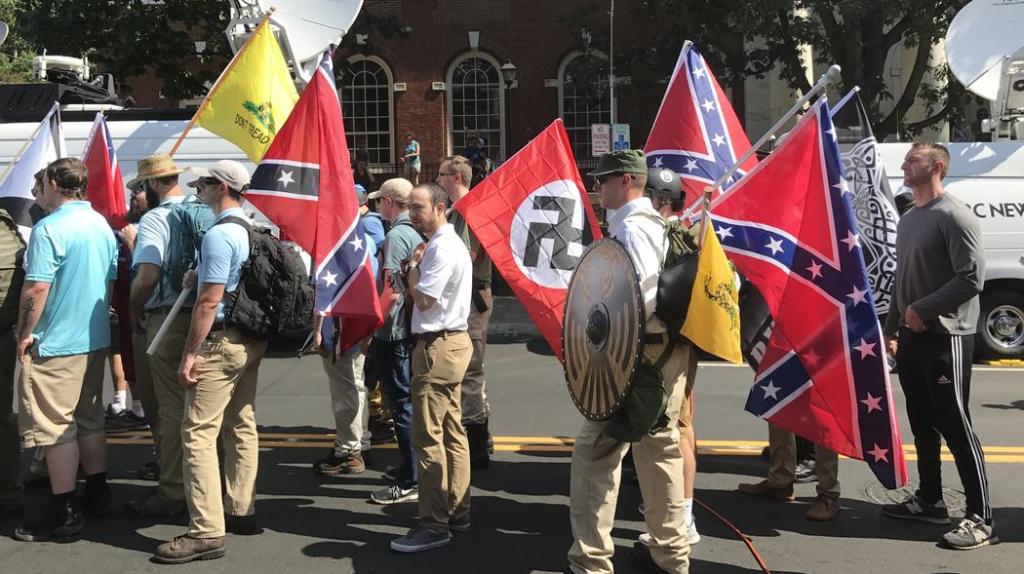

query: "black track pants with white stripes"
left=896, top=328, right=992, bottom=524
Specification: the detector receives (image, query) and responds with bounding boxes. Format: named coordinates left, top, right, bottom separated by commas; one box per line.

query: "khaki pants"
left=0, top=328, right=20, bottom=503
left=766, top=424, right=840, bottom=497
left=568, top=341, right=693, bottom=574
left=411, top=331, right=472, bottom=532
left=147, top=310, right=192, bottom=500
left=182, top=327, right=266, bottom=538
left=19, top=349, right=106, bottom=448
left=132, top=330, right=159, bottom=455
left=461, top=285, right=492, bottom=425
left=322, top=347, right=370, bottom=455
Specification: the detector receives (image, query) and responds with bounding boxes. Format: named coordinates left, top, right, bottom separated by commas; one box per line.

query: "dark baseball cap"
left=587, top=149, right=648, bottom=177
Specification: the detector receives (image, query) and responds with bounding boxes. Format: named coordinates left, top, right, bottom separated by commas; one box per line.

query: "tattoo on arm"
left=17, top=298, right=36, bottom=340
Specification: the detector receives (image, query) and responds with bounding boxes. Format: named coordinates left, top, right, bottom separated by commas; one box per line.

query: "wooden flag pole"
left=168, top=9, right=276, bottom=158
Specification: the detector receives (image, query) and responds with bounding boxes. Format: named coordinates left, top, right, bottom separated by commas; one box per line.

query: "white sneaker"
left=943, top=515, right=997, bottom=550
left=638, top=523, right=700, bottom=547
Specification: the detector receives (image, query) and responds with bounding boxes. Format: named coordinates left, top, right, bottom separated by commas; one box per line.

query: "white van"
left=878, top=142, right=1024, bottom=360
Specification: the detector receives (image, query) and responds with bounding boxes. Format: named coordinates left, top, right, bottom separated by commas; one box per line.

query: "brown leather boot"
left=805, top=494, right=840, bottom=521
left=737, top=480, right=795, bottom=501
left=153, top=534, right=226, bottom=564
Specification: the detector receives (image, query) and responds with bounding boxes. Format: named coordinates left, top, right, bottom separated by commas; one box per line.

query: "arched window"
left=340, top=56, right=394, bottom=165
left=448, top=54, right=504, bottom=161
left=559, top=52, right=611, bottom=160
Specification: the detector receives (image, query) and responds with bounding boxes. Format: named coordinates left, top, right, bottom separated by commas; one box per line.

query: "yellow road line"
left=104, top=435, right=1024, bottom=462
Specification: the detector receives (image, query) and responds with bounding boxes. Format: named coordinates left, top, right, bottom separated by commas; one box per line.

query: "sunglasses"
left=593, top=173, right=622, bottom=186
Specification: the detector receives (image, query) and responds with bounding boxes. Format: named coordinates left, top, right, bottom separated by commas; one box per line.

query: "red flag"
left=644, top=42, right=757, bottom=210
left=248, top=52, right=382, bottom=351
left=453, top=120, right=602, bottom=361
left=709, top=100, right=907, bottom=488
left=82, top=112, right=134, bottom=381
left=82, top=112, right=127, bottom=229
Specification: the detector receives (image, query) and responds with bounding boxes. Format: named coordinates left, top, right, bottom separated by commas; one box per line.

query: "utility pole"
left=609, top=0, right=616, bottom=124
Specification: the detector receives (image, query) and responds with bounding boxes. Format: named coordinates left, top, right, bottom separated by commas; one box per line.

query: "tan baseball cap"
left=367, top=177, right=413, bottom=202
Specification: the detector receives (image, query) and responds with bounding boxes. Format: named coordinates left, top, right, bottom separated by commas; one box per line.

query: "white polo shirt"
left=411, top=223, right=472, bottom=334
left=608, top=197, right=668, bottom=334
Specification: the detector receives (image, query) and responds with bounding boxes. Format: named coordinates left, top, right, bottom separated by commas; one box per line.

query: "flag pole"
left=830, top=85, right=861, bottom=118
left=168, top=9, right=276, bottom=157
left=682, top=64, right=843, bottom=221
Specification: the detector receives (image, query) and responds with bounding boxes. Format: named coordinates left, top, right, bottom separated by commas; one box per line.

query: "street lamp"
left=501, top=60, right=517, bottom=160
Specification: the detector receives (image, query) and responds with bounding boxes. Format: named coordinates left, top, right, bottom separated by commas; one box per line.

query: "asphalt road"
left=1, top=298, right=1022, bottom=573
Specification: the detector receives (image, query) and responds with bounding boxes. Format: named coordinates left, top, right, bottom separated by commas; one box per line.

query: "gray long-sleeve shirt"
left=883, top=192, right=985, bottom=336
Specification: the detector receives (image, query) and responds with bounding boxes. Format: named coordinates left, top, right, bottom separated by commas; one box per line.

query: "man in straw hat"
left=126, top=153, right=214, bottom=518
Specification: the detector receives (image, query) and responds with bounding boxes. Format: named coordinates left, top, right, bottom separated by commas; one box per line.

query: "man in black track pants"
left=882, top=142, right=994, bottom=550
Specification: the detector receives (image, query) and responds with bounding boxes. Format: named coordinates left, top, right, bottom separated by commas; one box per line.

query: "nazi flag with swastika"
left=453, top=120, right=602, bottom=362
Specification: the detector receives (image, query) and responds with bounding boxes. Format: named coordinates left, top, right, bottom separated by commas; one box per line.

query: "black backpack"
left=215, top=216, right=314, bottom=340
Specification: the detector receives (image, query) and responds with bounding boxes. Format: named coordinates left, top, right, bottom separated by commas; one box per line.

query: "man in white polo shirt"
left=390, top=183, right=473, bottom=554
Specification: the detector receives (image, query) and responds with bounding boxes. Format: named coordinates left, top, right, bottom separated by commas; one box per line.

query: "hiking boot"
left=14, top=496, right=83, bottom=542
left=737, top=480, right=795, bottom=501
left=80, top=484, right=115, bottom=517
left=466, top=421, right=491, bottom=470
left=450, top=514, right=471, bottom=532
left=629, top=542, right=670, bottom=573
left=369, top=418, right=396, bottom=444
left=390, top=526, right=451, bottom=553
left=942, top=515, right=998, bottom=550
left=137, top=462, right=160, bottom=481
left=794, top=460, right=818, bottom=483
left=126, top=490, right=187, bottom=517
left=639, top=522, right=701, bottom=547
left=370, top=484, right=418, bottom=505
left=805, top=494, right=840, bottom=521
left=153, top=534, right=226, bottom=564
left=882, top=493, right=950, bottom=525
left=226, top=513, right=263, bottom=536
left=313, top=451, right=365, bottom=476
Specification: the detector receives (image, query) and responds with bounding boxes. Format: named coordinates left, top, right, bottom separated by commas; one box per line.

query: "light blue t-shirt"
left=198, top=207, right=250, bottom=320
left=132, top=195, right=186, bottom=309
left=25, top=201, right=117, bottom=357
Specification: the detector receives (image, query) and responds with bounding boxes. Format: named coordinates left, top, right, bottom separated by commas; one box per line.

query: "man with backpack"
left=366, top=178, right=424, bottom=504
left=566, top=150, right=694, bottom=574
left=127, top=153, right=214, bottom=518
left=155, top=160, right=266, bottom=564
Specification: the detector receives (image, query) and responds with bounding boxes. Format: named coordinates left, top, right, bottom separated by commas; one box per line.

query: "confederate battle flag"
left=644, top=42, right=758, bottom=210
left=248, top=51, right=382, bottom=351
left=453, top=120, right=602, bottom=362
left=710, top=99, right=907, bottom=489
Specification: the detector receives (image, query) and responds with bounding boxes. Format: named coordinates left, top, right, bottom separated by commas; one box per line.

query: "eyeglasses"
left=31, top=186, right=42, bottom=197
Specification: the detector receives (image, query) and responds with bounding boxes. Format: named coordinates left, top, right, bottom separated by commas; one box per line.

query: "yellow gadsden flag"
left=193, top=18, right=298, bottom=162
left=680, top=220, right=742, bottom=364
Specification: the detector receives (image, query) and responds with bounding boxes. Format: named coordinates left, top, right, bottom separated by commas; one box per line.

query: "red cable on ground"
left=694, top=498, right=772, bottom=574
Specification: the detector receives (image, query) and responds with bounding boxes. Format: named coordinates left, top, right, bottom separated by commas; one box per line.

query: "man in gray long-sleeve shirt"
left=880, top=142, right=994, bottom=551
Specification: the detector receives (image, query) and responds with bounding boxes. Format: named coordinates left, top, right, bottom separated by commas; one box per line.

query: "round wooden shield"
left=562, top=238, right=646, bottom=421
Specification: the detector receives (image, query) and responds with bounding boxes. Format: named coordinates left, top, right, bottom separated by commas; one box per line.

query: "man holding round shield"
left=566, top=150, right=694, bottom=574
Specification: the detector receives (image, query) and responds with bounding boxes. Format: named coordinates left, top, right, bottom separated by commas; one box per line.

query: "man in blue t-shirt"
left=154, top=160, right=263, bottom=565
left=13, top=158, right=117, bottom=543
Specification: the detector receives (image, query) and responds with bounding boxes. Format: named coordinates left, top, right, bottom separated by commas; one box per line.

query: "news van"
left=878, top=142, right=1024, bottom=360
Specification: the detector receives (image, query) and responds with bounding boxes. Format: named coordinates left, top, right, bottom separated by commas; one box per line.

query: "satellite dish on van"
left=256, top=1, right=362, bottom=66
left=0, top=23, right=9, bottom=48
left=945, top=0, right=1024, bottom=101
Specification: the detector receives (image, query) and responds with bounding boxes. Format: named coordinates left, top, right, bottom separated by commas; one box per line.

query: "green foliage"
left=0, top=50, right=37, bottom=84
left=630, top=0, right=973, bottom=140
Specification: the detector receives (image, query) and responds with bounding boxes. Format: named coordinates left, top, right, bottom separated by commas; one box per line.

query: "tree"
left=10, top=0, right=410, bottom=104
left=0, top=0, right=40, bottom=83
left=632, top=0, right=971, bottom=140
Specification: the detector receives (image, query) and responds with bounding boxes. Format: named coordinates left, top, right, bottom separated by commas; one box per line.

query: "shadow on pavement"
left=981, top=400, right=1024, bottom=411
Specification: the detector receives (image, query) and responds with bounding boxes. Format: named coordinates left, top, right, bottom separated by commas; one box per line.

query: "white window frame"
left=446, top=51, right=506, bottom=160
left=341, top=54, right=396, bottom=166
left=557, top=50, right=611, bottom=160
